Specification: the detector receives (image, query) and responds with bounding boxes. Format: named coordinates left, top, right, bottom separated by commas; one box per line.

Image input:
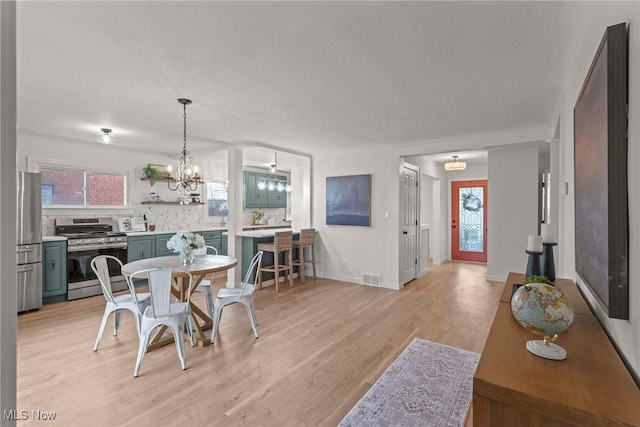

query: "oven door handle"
left=67, top=243, right=127, bottom=252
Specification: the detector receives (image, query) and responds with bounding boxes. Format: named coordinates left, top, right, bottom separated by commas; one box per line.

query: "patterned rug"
left=339, top=338, right=480, bottom=427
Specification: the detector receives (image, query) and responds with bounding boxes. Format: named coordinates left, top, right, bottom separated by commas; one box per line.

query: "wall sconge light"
left=444, top=155, right=467, bottom=171
left=97, top=128, right=115, bottom=144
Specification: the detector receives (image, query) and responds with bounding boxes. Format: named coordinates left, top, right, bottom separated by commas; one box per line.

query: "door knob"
left=402, top=231, right=408, bottom=235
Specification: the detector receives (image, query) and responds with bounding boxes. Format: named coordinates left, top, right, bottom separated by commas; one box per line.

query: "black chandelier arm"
left=167, top=179, right=180, bottom=191
left=186, top=181, right=199, bottom=192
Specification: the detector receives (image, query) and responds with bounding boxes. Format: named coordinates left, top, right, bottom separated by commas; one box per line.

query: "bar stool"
left=292, top=228, right=317, bottom=283
left=257, top=231, right=293, bottom=292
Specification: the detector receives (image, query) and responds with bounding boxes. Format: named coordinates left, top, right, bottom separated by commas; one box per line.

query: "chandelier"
left=168, top=98, right=201, bottom=191
left=257, top=152, right=291, bottom=192
left=444, top=155, right=467, bottom=171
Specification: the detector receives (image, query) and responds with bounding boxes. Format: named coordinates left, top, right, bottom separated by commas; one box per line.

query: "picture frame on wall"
left=573, top=22, right=628, bottom=319
left=326, top=174, right=371, bottom=226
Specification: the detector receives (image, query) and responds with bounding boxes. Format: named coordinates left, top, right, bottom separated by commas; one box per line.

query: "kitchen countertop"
left=125, top=227, right=228, bottom=236
left=242, top=224, right=291, bottom=230
left=236, top=228, right=301, bottom=238
left=43, top=235, right=67, bottom=242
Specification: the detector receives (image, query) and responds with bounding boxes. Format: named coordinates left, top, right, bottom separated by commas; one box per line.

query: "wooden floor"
left=16, top=261, right=503, bottom=426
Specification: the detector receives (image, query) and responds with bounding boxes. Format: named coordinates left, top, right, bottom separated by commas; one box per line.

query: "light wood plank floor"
left=16, top=261, right=503, bottom=426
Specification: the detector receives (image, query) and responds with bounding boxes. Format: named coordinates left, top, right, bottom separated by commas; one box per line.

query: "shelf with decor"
left=140, top=177, right=204, bottom=185
left=141, top=201, right=204, bottom=205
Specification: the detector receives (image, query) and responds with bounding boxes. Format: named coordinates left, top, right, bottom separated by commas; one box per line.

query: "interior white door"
left=400, top=164, right=418, bottom=285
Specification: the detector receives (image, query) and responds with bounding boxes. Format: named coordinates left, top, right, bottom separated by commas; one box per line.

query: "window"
left=39, top=166, right=127, bottom=208
left=207, top=181, right=228, bottom=221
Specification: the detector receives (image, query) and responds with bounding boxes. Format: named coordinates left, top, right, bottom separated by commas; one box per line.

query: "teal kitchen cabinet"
left=127, top=235, right=155, bottom=262
left=268, top=187, right=286, bottom=208
left=42, top=240, right=67, bottom=304
left=243, top=171, right=287, bottom=208
left=243, top=171, right=263, bottom=208
left=201, top=230, right=222, bottom=253
left=154, top=233, right=175, bottom=257
left=220, top=235, right=228, bottom=256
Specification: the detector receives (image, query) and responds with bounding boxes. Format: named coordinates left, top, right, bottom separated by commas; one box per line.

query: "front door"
left=400, top=164, right=418, bottom=284
left=451, top=180, right=487, bottom=262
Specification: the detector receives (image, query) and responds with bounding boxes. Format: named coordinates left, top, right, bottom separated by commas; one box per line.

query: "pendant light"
left=168, top=98, right=201, bottom=191
left=257, top=151, right=291, bottom=192
left=444, top=155, right=467, bottom=171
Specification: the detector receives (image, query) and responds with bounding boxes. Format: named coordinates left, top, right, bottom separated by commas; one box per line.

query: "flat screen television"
left=574, top=22, right=628, bottom=319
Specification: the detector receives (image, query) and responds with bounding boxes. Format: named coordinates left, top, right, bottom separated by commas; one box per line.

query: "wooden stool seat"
left=292, top=228, right=317, bottom=283
left=257, top=231, right=293, bottom=292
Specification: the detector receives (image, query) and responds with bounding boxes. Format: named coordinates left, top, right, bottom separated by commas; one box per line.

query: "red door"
left=452, top=180, right=487, bottom=262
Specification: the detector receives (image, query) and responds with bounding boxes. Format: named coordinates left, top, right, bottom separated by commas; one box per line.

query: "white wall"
left=557, top=3, right=640, bottom=382
left=313, top=149, right=396, bottom=288
left=487, top=145, right=539, bottom=281
left=18, top=134, right=232, bottom=233
left=419, top=173, right=434, bottom=274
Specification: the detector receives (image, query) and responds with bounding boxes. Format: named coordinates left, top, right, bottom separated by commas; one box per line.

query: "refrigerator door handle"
left=17, top=265, right=35, bottom=273
left=17, top=247, right=36, bottom=253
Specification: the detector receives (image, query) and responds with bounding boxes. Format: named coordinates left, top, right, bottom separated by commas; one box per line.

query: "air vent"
left=362, top=273, right=381, bottom=286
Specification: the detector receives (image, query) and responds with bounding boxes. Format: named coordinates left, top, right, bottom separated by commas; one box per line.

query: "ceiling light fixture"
left=97, top=128, right=114, bottom=144
left=444, top=155, right=467, bottom=171
left=257, top=151, right=290, bottom=192
left=167, top=98, right=201, bottom=192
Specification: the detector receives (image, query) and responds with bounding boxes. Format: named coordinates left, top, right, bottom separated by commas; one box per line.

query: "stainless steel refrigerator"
left=17, top=172, right=42, bottom=312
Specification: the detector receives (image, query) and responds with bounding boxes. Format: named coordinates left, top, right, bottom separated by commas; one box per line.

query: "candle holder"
left=542, top=242, right=557, bottom=282
left=525, top=250, right=543, bottom=278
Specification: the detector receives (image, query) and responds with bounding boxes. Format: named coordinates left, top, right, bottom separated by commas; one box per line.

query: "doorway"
left=399, top=163, right=418, bottom=284
left=451, top=180, right=487, bottom=262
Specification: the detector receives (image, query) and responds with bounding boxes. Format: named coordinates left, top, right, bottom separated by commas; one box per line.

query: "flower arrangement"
left=166, top=231, right=205, bottom=255
left=251, top=210, right=265, bottom=225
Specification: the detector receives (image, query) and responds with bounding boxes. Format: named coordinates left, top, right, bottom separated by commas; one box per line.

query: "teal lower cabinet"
left=43, top=240, right=67, bottom=304
left=220, top=235, right=228, bottom=256
left=205, top=230, right=227, bottom=255
left=127, top=235, right=155, bottom=262
left=154, top=233, right=176, bottom=257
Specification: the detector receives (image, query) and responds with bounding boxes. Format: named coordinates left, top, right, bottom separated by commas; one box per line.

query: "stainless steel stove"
left=55, top=218, right=129, bottom=300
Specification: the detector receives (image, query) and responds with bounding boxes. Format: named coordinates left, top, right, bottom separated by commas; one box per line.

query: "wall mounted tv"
left=574, top=22, right=628, bottom=319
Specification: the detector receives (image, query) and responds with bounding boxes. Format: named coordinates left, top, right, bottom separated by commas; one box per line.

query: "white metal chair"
left=128, top=268, right=194, bottom=377
left=91, top=255, right=150, bottom=351
left=212, top=251, right=263, bottom=343
left=193, top=245, right=218, bottom=316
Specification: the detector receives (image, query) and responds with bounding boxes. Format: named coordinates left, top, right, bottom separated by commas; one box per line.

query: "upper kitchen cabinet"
left=243, top=171, right=287, bottom=208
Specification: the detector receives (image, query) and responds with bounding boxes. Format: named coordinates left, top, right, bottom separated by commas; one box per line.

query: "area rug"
left=339, top=338, right=480, bottom=427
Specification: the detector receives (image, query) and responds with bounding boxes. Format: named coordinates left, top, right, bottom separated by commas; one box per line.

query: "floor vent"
left=362, top=273, right=381, bottom=286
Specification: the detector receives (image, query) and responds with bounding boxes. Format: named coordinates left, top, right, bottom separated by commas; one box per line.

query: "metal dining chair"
left=90, top=255, right=150, bottom=351
left=192, top=245, right=218, bottom=317
left=127, top=268, right=194, bottom=377
left=212, top=251, right=263, bottom=343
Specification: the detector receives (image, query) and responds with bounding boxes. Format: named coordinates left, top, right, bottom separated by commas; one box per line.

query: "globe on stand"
left=510, top=283, right=574, bottom=360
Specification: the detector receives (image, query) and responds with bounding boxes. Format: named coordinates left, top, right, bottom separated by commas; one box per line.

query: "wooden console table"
left=473, top=272, right=640, bottom=427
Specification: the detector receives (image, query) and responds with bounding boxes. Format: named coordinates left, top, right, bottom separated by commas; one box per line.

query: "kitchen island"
left=237, top=228, right=300, bottom=282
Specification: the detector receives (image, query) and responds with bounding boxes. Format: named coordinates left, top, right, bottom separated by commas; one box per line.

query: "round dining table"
left=121, top=254, right=238, bottom=349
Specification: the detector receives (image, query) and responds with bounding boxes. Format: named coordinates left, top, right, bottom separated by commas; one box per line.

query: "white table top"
left=121, top=254, right=237, bottom=276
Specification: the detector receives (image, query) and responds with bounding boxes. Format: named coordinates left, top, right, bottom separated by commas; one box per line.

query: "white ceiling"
left=17, top=1, right=595, bottom=161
